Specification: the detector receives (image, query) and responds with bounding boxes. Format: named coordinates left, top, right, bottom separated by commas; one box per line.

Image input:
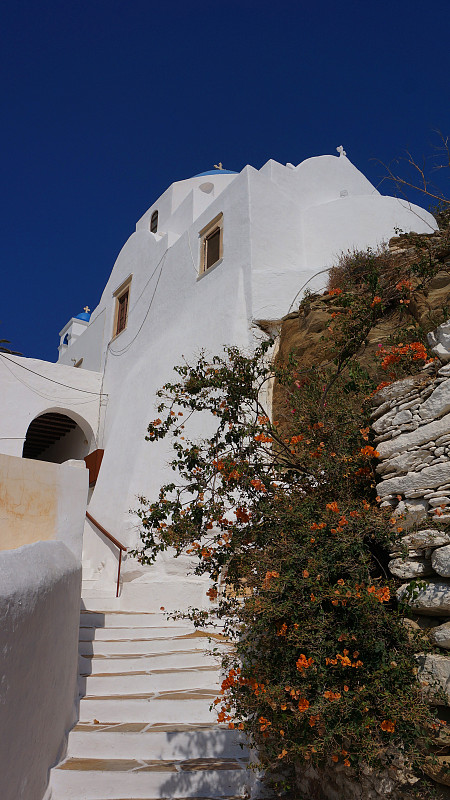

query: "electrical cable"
left=0, top=353, right=104, bottom=394
left=0, top=357, right=101, bottom=405
left=287, top=267, right=331, bottom=313
left=108, top=256, right=166, bottom=356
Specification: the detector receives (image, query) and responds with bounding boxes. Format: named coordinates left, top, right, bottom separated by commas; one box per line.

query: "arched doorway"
left=22, top=412, right=91, bottom=463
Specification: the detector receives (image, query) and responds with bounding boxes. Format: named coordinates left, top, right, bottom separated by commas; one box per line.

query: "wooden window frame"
left=198, top=213, right=223, bottom=275
left=112, top=276, right=132, bottom=339
left=150, top=210, right=158, bottom=234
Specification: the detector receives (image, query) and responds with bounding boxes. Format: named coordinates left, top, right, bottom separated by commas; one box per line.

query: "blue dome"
left=75, top=311, right=91, bottom=321
left=194, top=169, right=238, bottom=177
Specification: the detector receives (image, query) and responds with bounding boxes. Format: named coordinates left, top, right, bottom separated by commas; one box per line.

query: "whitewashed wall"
left=0, top=541, right=82, bottom=800
left=0, top=354, right=102, bottom=458
left=0, top=455, right=87, bottom=800
left=52, top=156, right=437, bottom=602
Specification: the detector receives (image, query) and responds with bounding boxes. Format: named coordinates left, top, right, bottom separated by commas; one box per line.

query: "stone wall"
left=372, top=331, right=450, bottom=792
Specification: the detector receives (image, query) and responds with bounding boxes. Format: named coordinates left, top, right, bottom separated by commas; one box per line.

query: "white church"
left=0, top=151, right=437, bottom=800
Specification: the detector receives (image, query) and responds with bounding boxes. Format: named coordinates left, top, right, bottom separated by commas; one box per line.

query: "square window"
left=199, top=213, right=223, bottom=274
left=112, top=276, right=132, bottom=338
left=116, top=289, right=129, bottom=335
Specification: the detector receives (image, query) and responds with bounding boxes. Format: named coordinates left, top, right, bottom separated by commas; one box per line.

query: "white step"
left=82, top=581, right=210, bottom=613
left=82, top=580, right=115, bottom=598
left=79, top=670, right=219, bottom=697
left=78, top=637, right=221, bottom=657
left=80, top=612, right=188, bottom=628
left=79, top=651, right=220, bottom=675
left=66, top=728, right=247, bottom=760
left=79, top=697, right=219, bottom=725
left=79, top=626, right=196, bottom=641
left=50, top=764, right=249, bottom=799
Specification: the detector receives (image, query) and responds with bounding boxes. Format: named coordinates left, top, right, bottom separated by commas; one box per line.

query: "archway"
left=22, top=412, right=92, bottom=463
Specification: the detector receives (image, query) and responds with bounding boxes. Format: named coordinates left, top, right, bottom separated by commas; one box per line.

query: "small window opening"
left=116, top=289, right=129, bottom=335
left=150, top=210, right=158, bottom=234
left=205, top=227, right=221, bottom=270
left=112, top=276, right=132, bottom=338
left=199, top=213, right=223, bottom=275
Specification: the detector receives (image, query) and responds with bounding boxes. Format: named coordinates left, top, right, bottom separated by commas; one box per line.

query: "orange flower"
left=337, top=578, right=345, bottom=586
left=370, top=296, right=382, bottom=307
left=235, top=506, right=250, bottom=523
left=344, top=685, right=349, bottom=692
left=296, top=654, right=314, bottom=672
left=344, top=758, right=351, bottom=767
left=331, top=754, right=339, bottom=762
left=277, top=622, right=288, bottom=637
left=360, top=445, right=380, bottom=458
left=329, top=287, right=343, bottom=296
left=254, top=433, right=273, bottom=443
left=326, top=502, right=339, bottom=513
left=297, top=697, right=310, bottom=712
left=302, top=569, right=309, bottom=578
left=381, top=719, right=395, bottom=733
left=324, top=690, right=341, bottom=701
left=251, top=478, right=266, bottom=492
left=263, top=570, right=279, bottom=588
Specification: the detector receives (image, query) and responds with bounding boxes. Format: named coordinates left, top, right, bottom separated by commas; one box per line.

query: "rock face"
left=397, top=581, right=450, bottom=616
left=391, top=530, right=450, bottom=554
left=432, top=545, right=450, bottom=577
left=430, top=622, right=450, bottom=649
left=416, top=653, right=450, bottom=704
left=388, top=558, right=433, bottom=579
left=295, top=751, right=420, bottom=800
left=428, top=320, right=450, bottom=364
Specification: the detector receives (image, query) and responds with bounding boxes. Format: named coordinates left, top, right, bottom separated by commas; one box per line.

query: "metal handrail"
left=85, top=511, right=127, bottom=597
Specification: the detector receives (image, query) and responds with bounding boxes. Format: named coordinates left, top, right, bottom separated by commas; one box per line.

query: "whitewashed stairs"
left=49, top=606, right=262, bottom=799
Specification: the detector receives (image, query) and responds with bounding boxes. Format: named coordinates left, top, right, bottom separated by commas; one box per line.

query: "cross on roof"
left=84, top=306, right=90, bottom=313
left=214, top=162, right=224, bottom=170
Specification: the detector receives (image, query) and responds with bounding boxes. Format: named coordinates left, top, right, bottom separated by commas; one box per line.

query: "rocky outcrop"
left=295, top=751, right=421, bottom=800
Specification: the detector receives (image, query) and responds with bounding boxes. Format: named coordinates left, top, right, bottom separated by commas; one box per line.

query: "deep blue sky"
left=1, top=0, right=449, bottom=362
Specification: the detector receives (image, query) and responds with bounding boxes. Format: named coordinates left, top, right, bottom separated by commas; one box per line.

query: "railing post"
left=85, top=511, right=127, bottom=598
left=116, top=549, right=122, bottom=598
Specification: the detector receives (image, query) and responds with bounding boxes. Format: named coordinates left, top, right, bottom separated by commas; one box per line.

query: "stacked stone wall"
left=373, top=335, right=450, bottom=791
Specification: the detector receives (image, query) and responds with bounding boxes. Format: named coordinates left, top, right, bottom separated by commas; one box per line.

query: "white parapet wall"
left=0, top=455, right=88, bottom=800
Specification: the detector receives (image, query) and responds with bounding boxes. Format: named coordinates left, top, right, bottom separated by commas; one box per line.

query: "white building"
left=1, top=150, right=438, bottom=605
left=0, top=151, right=438, bottom=800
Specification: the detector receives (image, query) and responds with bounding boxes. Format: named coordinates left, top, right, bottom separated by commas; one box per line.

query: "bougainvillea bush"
left=131, top=258, right=445, bottom=796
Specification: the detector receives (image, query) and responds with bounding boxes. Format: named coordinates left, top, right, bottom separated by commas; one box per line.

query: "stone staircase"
left=49, top=603, right=264, bottom=799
